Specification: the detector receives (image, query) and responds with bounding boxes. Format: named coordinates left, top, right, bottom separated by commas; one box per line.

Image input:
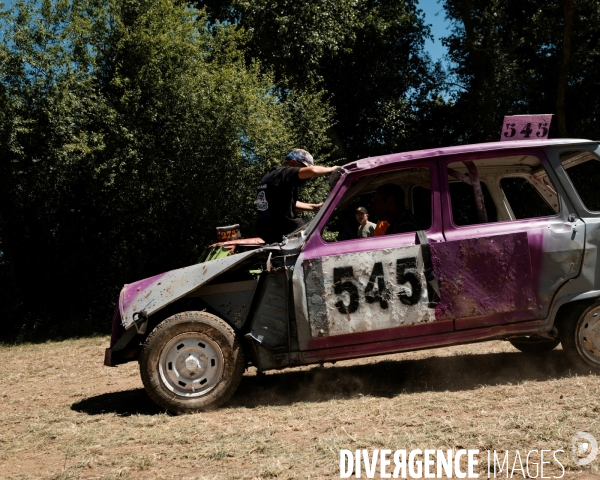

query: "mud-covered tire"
left=508, top=336, right=560, bottom=354
left=560, top=302, right=600, bottom=374
left=140, top=311, right=244, bottom=414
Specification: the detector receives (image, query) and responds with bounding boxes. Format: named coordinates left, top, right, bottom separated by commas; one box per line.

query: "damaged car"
left=105, top=136, right=600, bottom=414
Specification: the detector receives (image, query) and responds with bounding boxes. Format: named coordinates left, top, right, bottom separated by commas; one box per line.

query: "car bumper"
left=104, top=346, right=140, bottom=366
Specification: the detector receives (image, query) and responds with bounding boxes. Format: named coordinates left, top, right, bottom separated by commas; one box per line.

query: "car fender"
left=119, top=249, right=265, bottom=329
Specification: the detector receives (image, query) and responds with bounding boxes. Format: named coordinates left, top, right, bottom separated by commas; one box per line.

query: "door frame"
left=295, top=159, right=451, bottom=352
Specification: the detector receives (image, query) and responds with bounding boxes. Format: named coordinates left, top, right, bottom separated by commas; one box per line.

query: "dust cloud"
left=226, top=344, right=576, bottom=409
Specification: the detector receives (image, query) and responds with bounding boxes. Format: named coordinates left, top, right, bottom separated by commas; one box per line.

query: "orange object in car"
left=373, top=221, right=389, bottom=236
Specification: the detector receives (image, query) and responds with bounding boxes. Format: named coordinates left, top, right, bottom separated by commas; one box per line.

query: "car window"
left=500, top=177, right=556, bottom=219
left=561, top=150, right=600, bottom=212
left=448, top=181, right=497, bottom=226
left=322, top=166, right=431, bottom=242
left=447, top=154, right=558, bottom=226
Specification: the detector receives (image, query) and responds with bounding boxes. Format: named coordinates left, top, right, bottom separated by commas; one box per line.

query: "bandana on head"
left=285, top=149, right=314, bottom=166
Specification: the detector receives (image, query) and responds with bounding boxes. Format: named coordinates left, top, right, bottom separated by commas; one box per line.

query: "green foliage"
left=199, top=0, right=450, bottom=160
left=4, top=0, right=600, bottom=341
left=0, top=0, right=333, bottom=341
left=442, top=0, right=600, bottom=142
left=316, top=0, right=448, bottom=158
left=227, top=0, right=360, bottom=85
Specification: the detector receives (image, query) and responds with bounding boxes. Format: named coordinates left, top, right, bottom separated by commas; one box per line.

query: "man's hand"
left=328, top=166, right=346, bottom=189
left=296, top=201, right=323, bottom=212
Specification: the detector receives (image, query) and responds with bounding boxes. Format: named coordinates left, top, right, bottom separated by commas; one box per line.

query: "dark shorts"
left=257, top=217, right=305, bottom=244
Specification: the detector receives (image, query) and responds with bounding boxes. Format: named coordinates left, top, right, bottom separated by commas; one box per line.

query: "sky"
left=419, top=0, right=453, bottom=64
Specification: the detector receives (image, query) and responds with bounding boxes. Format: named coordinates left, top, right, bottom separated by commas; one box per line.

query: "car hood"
left=119, top=248, right=264, bottom=329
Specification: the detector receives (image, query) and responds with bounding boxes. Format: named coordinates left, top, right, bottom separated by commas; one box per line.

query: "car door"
left=295, top=161, right=453, bottom=353
left=437, top=147, right=585, bottom=330
left=545, top=144, right=600, bottom=298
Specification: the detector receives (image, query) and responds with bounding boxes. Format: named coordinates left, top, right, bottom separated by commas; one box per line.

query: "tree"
left=442, top=0, right=600, bottom=142
left=556, top=0, right=573, bottom=137
left=199, top=0, right=449, bottom=161
left=0, top=0, right=333, bottom=340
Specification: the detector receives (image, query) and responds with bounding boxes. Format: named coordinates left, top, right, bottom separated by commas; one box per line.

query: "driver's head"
left=355, top=207, right=369, bottom=226
left=372, top=184, right=404, bottom=222
left=283, top=149, right=314, bottom=168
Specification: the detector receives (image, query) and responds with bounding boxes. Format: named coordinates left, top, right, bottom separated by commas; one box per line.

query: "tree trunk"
left=556, top=0, right=574, bottom=138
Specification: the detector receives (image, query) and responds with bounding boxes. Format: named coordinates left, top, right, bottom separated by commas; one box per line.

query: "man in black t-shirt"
left=256, top=149, right=340, bottom=244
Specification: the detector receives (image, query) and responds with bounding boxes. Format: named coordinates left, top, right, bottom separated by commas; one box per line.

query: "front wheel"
left=140, top=311, right=244, bottom=414
left=560, top=302, right=600, bottom=374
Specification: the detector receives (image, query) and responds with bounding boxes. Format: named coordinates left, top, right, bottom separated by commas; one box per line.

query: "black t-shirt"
left=256, top=166, right=305, bottom=243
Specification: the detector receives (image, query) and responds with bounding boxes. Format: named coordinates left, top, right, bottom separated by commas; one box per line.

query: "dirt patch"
left=0, top=337, right=599, bottom=479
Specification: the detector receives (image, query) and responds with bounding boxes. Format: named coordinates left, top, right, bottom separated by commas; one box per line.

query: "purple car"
left=105, top=137, right=600, bottom=414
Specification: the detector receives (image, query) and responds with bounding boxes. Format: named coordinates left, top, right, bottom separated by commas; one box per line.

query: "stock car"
left=105, top=136, right=600, bottom=414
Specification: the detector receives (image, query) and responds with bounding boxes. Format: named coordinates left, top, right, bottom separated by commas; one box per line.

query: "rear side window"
left=447, top=155, right=558, bottom=226
left=561, top=150, right=600, bottom=212
left=449, top=181, right=497, bottom=226
left=500, top=177, right=555, bottom=219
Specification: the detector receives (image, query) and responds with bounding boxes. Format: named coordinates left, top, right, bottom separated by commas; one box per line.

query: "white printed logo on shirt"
left=256, top=191, right=269, bottom=211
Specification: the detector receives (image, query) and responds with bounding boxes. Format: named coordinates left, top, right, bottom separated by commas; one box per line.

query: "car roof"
left=344, top=138, right=598, bottom=172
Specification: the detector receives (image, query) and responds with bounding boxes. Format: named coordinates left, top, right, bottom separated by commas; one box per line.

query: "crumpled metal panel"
left=430, top=232, right=536, bottom=320
left=537, top=219, right=585, bottom=304
left=192, top=279, right=259, bottom=328
left=303, top=259, right=328, bottom=336
left=304, top=246, right=436, bottom=338
left=250, top=272, right=288, bottom=349
left=119, top=249, right=263, bottom=329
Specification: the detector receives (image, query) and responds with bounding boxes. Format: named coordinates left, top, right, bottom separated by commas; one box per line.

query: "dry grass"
left=0, top=337, right=599, bottom=479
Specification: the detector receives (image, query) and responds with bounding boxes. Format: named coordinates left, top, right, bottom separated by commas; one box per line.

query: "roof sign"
left=501, top=114, right=553, bottom=141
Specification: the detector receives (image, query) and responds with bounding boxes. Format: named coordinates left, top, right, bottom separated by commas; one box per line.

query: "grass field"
left=1, top=337, right=599, bottom=479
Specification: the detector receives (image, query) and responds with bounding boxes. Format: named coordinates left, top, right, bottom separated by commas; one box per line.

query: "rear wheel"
left=508, top=336, right=560, bottom=354
left=140, top=311, right=244, bottom=414
left=560, top=302, right=600, bottom=373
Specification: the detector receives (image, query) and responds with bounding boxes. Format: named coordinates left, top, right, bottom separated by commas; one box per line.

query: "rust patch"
left=431, top=232, right=536, bottom=320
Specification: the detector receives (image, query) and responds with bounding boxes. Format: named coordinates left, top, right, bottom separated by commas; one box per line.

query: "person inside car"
left=355, top=207, right=376, bottom=238
left=371, top=184, right=420, bottom=235
left=256, top=149, right=340, bottom=244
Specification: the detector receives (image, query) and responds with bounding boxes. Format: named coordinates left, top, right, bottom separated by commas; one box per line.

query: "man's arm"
left=298, top=165, right=340, bottom=180
left=296, top=201, right=323, bottom=212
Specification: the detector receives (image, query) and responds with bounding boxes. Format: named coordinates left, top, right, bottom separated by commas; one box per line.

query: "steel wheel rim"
left=577, top=307, right=600, bottom=368
left=158, top=332, right=225, bottom=397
